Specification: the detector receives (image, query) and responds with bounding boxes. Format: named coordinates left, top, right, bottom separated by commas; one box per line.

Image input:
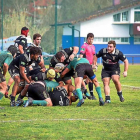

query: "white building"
left=59, top=0, right=140, bottom=63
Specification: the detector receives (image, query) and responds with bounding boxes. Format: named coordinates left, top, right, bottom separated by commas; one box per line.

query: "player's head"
left=87, top=33, right=94, bottom=45
left=46, top=69, right=56, bottom=81
left=30, top=47, right=41, bottom=60
left=21, top=27, right=29, bottom=37
left=7, top=45, right=17, bottom=57
left=54, top=63, right=65, bottom=73
left=55, top=51, right=66, bottom=62
left=33, top=33, right=42, bottom=46
left=107, top=40, right=116, bottom=53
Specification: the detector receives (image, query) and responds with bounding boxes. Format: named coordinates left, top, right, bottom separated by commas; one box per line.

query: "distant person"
left=27, top=33, right=44, bottom=70
left=80, top=33, right=96, bottom=100
left=93, top=40, right=128, bottom=103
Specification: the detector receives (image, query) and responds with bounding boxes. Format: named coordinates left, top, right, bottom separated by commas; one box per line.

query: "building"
left=60, top=0, right=140, bottom=63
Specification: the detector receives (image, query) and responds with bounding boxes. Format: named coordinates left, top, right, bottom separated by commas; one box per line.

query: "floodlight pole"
left=54, top=0, right=57, bottom=54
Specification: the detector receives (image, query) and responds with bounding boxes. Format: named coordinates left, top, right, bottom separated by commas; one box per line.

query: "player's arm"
left=20, top=66, right=30, bottom=84
left=79, top=45, right=86, bottom=58
left=18, top=38, right=27, bottom=54
left=36, top=56, right=46, bottom=72
left=72, top=46, right=79, bottom=55
left=3, top=55, right=13, bottom=76
left=60, top=68, right=70, bottom=78
left=18, top=45, right=24, bottom=54
left=123, top=59, right=128, bottom=76
left=3, top=63, right=9, bottom=76
left=69, top=46, right=79, bottom=61
left=93, top=49, right=103, bottom=69
left=19, top=55, right=30, bottom=83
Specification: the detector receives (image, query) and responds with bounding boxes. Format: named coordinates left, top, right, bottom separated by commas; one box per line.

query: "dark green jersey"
left=44, top=80, right=59, bottom=92
left=0, top=51, right=13, bottom=68
left=67, top=58, right=89, bottom=70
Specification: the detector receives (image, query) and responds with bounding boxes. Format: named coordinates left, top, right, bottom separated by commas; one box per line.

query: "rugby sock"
left=17, top=94, right=24, bottom=100
left=95, top=87, right=103, bottom=98
left=105, top=96, right=110, bottom=101
left=117, top=91, right=122, bottom=96
left=11, top=96, right=15, bottom=102
left=76, top=88, right=83, bottom=100
left=88, top=82, right=93, bottom=96
left=32, top=100, right=47, bottom=106
left=0, top=92, right=4, bottom=100
left=7, top=85, right=10, bottom=91
left=84, top=89, right=90, bottom=97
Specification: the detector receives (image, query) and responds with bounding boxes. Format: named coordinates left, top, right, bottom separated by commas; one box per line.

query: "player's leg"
left=5, top=77, right=14, bottom=98
left=111, top=74, right=124, bottom=102
left=0, top=80, right=7, bottom=101
left=86, top=64, right=104, bottom=106
left=24, top=83, right=53, bottom=107
left=102, top=78, right=111, bottom=103
left=101, top=69, right=111, bottom=103
left=74, top=77, right=84, bottom=107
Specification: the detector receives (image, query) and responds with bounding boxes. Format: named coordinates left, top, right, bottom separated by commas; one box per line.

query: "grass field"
left=0, top=65, right=140, bottom=140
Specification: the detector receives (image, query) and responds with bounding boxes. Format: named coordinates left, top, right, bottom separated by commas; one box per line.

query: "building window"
left=113, top=13, right=121, bottom=22
left=134, top=11, right=140, bottom=22
left=122, top=11, right=128, bottom=21
left=103, top=38, right=109, bottom=42
left=121, top=38, right=129, bottom=42
left=93, top=37, right=129, bottom=44
left=134, top=6, right=140, bottom=10
left=134, top=37, right=140, bottom=43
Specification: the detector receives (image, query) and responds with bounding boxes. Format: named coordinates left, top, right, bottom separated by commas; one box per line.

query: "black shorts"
left=75, top=63, right=95, bottom=79
left=28, top=82, right=49, bottom=100
left=62, top=69, right=74, bottom=82
left=0, top=70, right=6, bottom=82
left=8, top=63, right=28, bottom=79
left=8, top=64, right=20, bottom=79
left=48, top=87, right=70, bottom=106
left=101, top=69, right=120, bottom=79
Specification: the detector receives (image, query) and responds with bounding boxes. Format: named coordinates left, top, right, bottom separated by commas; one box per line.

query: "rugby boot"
left=16, top=99, right=24, bottom=106
left=84, top=92, right=92, bottom=100
left=10, top=101, right=16, bottom=107
left=99, top=98, right=104, bottom=106
left=105, top=100, right=111, bottom=104
left=119, top=95, right=124, bottom=102
left=77, top=99, right=84, bottom=107
left=90, top=95, right=97, bottom=100
left=24, top=97, right=33, bottom=107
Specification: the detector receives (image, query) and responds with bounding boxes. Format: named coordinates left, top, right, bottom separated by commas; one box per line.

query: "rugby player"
left=49, top=46, right=79, bottom=84
left=61, top=58, right=104, bottom=107
left=93, top=40, right=128, bottom=103
left=80, top=33, right=97, bottom=100
left=0, top=45, right=17, bottom=101
left=5, top=27, right=30, bottom=97
left=8, top=47, right=45, bottom=106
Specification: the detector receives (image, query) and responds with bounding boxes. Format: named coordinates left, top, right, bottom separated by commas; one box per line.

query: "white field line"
left=98, top=81, right=140, bottom=89
left=0, top=118, right=140, bottom=123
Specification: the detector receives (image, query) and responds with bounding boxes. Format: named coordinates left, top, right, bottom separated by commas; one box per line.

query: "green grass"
left=0, top=65, right=140, bottom=140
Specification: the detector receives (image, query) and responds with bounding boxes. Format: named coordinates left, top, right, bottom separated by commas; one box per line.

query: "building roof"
left=60, top=0, right=140, bottom=25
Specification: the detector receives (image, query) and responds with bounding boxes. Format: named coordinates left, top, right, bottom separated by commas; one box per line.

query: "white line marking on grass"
left=0, top=118, right=139, bottom=123
left=99, top=81, right=140, bottom=89
left=121, top=85, right=140, bottom=89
